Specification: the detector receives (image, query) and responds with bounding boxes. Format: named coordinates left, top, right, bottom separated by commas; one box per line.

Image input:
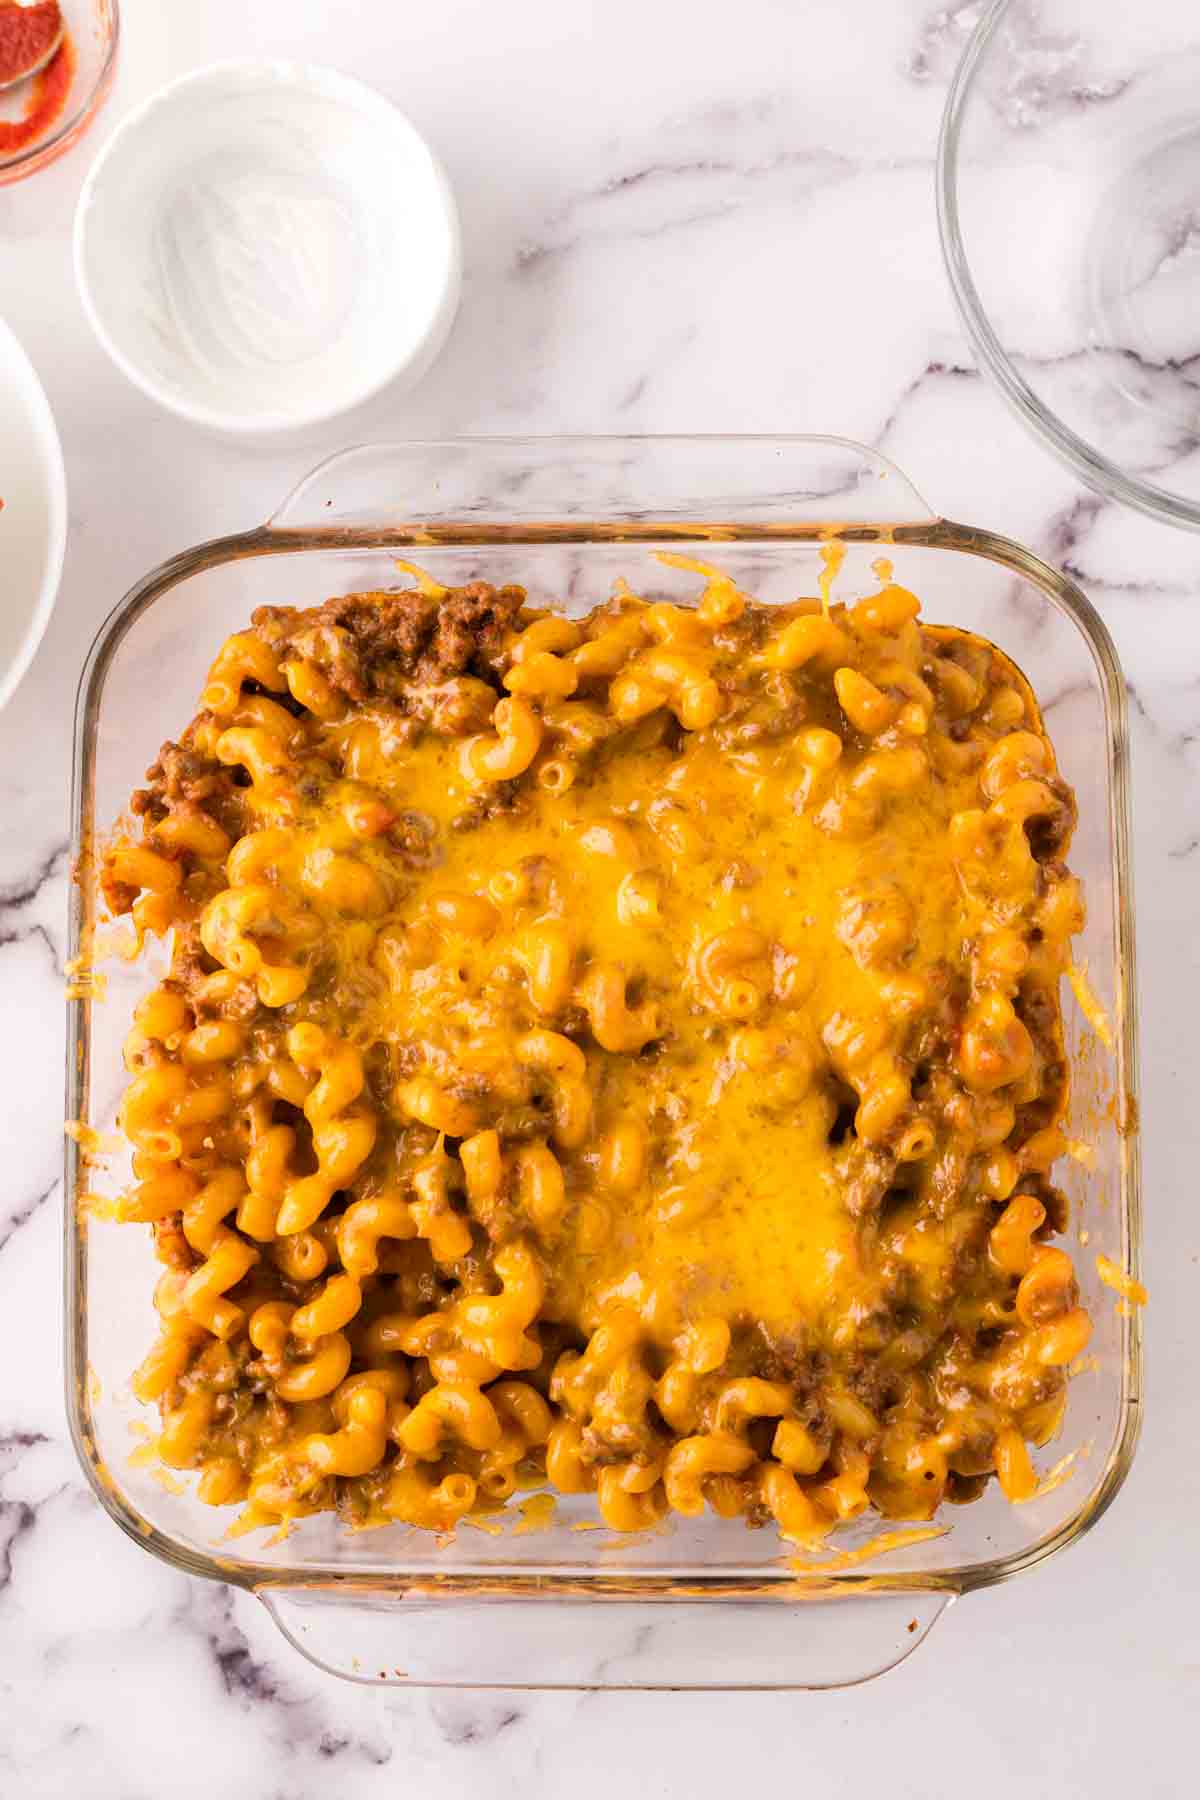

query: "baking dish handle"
left=265, top=436, right=937, bottom=535
left=257, top=1585, right=955, bottom=1689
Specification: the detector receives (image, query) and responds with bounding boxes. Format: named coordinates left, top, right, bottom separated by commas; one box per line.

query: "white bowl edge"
left=0, top=316, right=68, bottom=712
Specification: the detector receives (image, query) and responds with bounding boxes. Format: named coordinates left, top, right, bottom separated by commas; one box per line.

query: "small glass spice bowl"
left=0, top=0, right=118, bottom=185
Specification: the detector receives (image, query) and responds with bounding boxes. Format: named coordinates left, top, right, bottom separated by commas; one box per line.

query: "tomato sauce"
left=0, top=5, right=73, bottom=157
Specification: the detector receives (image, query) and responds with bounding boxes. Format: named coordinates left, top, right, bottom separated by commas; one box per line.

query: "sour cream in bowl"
left=74, top=60, right=461, bottom=437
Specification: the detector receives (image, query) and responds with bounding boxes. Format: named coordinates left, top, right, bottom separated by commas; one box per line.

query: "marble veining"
left=0, top=1, right=1196, bottom=1794
left=909, top=0, right=1134, bottom=122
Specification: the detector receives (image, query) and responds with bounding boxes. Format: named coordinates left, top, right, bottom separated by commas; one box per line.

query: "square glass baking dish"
left=66, top=436, right=1141, bottom=1689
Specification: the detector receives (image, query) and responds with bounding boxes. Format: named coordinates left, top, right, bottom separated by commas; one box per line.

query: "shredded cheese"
left=459, top=1515, right=505, bottom=1537
left=817, top=537, right=845, bottom=618
left=394, top=558, right=448, bottom=599
left=1096, top=1254, right=1147, bottom=1309
left=1068, top=964, right=1115, bottom=1051
left=79, top=1191, right=119, bottom=1221
left=653, top=551, right=733, bottom=581
left=1027, top=1448, right=1083, bottom=1502
left=513, top=1492, right=558, bottom=1535
left=65, top=1121, right=122, bottom=1158
left=789, top=1524, right=947, bottom=1571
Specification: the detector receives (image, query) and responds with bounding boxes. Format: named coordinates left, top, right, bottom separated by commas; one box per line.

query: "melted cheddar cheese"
left=99, top=562, right=1091, bottom=1540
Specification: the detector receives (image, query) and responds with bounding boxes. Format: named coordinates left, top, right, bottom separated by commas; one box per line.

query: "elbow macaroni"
left=100, top=564, right=1088, bottom=1537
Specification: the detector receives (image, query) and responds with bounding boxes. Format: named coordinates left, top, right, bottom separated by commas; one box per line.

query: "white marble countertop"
left=1, top=0, right=1196, bottom=1793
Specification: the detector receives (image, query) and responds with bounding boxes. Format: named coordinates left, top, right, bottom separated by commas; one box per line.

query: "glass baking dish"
left=65, top=436, right=1142, bottom=1689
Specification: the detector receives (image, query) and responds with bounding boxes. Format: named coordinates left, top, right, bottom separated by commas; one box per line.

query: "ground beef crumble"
left=119, top=583, right=532, bottom=883
left=268, top=581, right=529, bottom=703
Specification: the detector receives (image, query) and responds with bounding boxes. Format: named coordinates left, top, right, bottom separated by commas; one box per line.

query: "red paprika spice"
left=0, top=1, right=60, bottom=83
left=0, top=3, right=72, bottom=157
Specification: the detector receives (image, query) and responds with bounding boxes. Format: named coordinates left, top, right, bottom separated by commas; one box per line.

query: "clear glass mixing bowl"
left=939, top=0, right=1200, bottom=529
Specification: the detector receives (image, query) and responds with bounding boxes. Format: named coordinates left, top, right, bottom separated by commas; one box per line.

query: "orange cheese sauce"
left=323, top=666, right=983, bottom=1344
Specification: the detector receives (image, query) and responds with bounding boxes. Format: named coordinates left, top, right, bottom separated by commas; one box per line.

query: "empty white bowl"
left=0, top=315, right=67, bottom=711
left=74, top=60, right=461, bottom=437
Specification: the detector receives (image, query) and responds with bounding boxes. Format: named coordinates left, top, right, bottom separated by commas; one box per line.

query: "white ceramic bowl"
left=74, top=60, right=461, bottom=437
left=0, top=316, right=68, bottom=711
